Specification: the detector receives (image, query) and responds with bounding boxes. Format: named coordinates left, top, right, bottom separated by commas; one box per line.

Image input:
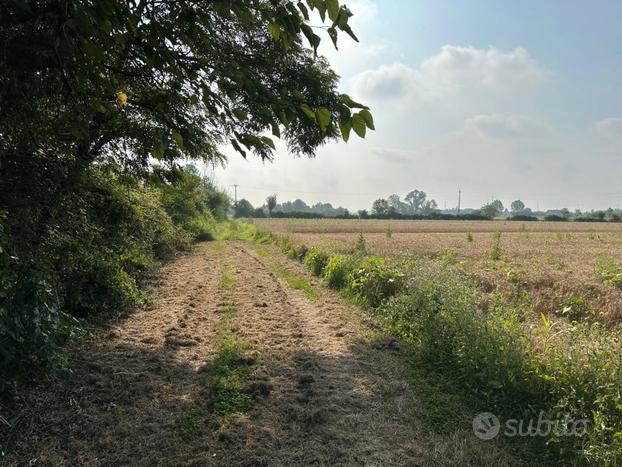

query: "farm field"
left=253, top=219, right=622, bottom=325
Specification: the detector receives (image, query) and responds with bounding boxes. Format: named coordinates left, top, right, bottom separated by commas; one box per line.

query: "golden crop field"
left=253, top=218, right=622, bottom=324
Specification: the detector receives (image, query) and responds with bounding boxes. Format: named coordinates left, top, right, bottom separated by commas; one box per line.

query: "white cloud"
left=464, top=114, right=552, bottom=140
left=352, top=45, right=548, bottom=101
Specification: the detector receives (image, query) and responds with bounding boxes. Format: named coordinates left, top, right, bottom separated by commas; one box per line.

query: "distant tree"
left=405, top=190, right=427, bottom=213
left=479, top=203, right=500, bottom=219
left=251, top=207, right=266, bottom=218
left=358, top=209, right=369, bottom=219
left=388, top=194, right=408, bottom=214
left=372, top=198, right=390, bottom=216
left=266, top=194, right=277, bottom=217
left=491, top=200, right=504, bottom=213
left=511, top=200, right=525, bottom=212
left=234, top=199, right=254, bottom=218
left=422, top=199, right=438, bottom=213
left=560, top=208, right=570, bottom=218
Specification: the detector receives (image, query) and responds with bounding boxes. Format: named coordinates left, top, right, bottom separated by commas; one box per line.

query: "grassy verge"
left=219, top=220, right=622, bottom=465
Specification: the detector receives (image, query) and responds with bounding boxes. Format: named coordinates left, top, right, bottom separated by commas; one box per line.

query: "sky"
left=210, top=0, right=622, bottom=212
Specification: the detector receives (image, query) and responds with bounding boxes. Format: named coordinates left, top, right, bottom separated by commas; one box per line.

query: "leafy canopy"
left=1, top=0, right=374, bottom=212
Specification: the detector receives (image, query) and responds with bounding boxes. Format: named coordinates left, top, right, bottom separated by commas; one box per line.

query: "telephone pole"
left=457, top=189, right=461, bottom=213
left=232, top=184, right=239, bottom=203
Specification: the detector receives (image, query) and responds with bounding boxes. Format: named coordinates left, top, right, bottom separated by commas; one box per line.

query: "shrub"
left=323, top=254, right=355, bottom=289
left=350, top=256, right=404, bottom=307
left=509, top=215, right=539, bottom=221
left=466, top=232, right=473, bottom=242
left=304, top=247, right=330, bottom=276
left=544, top=215, right=567, bottom=222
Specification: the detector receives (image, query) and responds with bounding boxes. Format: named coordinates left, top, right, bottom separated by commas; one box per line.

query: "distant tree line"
left=234, top=193, right=622, bottom=222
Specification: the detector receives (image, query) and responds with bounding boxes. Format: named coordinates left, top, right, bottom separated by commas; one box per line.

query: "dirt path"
left=2, top=240, right=512, bottom=466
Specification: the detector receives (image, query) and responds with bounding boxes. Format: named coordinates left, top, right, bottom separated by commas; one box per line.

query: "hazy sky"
left=211, top=0, right=622, bottom=211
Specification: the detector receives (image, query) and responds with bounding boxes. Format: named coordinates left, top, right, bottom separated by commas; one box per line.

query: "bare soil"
left=1, top=241, right=514, bottom=466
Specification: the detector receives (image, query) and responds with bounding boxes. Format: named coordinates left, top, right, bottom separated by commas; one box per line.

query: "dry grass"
left=253, top=219, right=622, bottom=325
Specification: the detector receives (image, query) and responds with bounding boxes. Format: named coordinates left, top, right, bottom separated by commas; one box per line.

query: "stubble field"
left=253, top=218, right=622, bottom=325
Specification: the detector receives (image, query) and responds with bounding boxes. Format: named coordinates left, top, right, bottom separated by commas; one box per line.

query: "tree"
left=266, top=194, right=277, bottom=217
left=405, top=190, right=427, bottom=213
left=422, top=199, right=438, bottom=213
left=491, top=200, right=504, bottom=213
left=479, top=203, right=500, bottom=219
left=1, top=0, right=373, bottom=252
left=372, top=198, right=390, bottom=216
left=234, top=199, right=254, bottom=218
left=511, top=200, right=525, bottom=212
left=388, top=194, right=408, bottom=214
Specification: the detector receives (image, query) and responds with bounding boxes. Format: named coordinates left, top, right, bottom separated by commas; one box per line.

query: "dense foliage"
left=1, top=0, right=370, bottom=389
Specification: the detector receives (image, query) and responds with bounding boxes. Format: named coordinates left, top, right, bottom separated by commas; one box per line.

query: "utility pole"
left=458, top=189, right=461, bottom=213
left=232, top=184, right=239, bottom=203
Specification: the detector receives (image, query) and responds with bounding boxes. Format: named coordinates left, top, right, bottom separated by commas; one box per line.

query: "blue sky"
left=213, top=1, right=622, bottom=212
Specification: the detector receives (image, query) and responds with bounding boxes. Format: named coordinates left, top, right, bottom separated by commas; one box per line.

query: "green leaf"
left=271, top=121, right=281, bottom=138
left=298, top=1, right=310, bottom=20
left=327, top=26, right=338, bottom=49
left=327, top=0, right=340, bottom=21
left=351, top=114, right=366, bottom=138
left=340, top=94, right=367, bottom=109
left=171, top=129, right=184, bottom=149
left=232, top=107, right=247, bottom=120
left=300, top=104, right=316, bottom=121
left=315, top=107, right=331, bottom=131
left=314, top=0, right=327, bottom=21
left=358, top=109, right=375, bottom=130
left=260, top=136, right=276, bottom=150
left=151, top=146, right=164, bottom=159
left=340, top=119, right=351, bottom=142
left=268, top=22, right=281, bottom=40
left=231, top=139, right=247, bottom=158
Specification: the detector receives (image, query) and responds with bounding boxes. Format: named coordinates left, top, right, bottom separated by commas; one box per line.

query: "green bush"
left=350, top=256, right=404, bottom=307
left=376, top=256, right=622, bottom=464
left=1, top=166, right=229, bottom=391
left=304, top=246, right=330, bottom=276
left=323, top=254, right=355, bottom=289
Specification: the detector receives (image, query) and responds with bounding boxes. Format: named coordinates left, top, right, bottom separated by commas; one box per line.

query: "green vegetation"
left=466, top=232, right=474, bottom=242
left=1, top=165, right=227, bottom=393
left=179, top=302, right=256, bottom=440
left=2, top=0, right=371, bottom=393
left=595, top=253, right=622, bottom=287
left=231, top=220, right=622, bottom=465
left=489, top=231, right=503, bottom=260
left=273, top=265, right=320, bottom=300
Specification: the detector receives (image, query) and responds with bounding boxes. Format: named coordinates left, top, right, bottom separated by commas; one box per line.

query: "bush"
left=350, top=256, right=404, bottom=307
left=1, top=166, right=229, bottom=392
left=544, top=215, right=567, bottom=222
left=304, top=247, right=330, bottom=276
left=323, top=254, right=355, bottom=289
left=509, top=215, right=539, bottom=221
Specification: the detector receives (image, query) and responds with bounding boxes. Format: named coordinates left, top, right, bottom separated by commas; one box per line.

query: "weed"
left=355, top=232, right=367, bottom=254
left=323, top=254, right=356, bottom=289
left=595, top=253, right=622, bottom=287
left=303, top=246, right=330, bottom=276
left=466, top=232, right=474, bottom=242
left=489, top=231, right=503, bottom=260
left=386, top=225, right=393, bottom=239
left=274, top=265, right=319, bottom=300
